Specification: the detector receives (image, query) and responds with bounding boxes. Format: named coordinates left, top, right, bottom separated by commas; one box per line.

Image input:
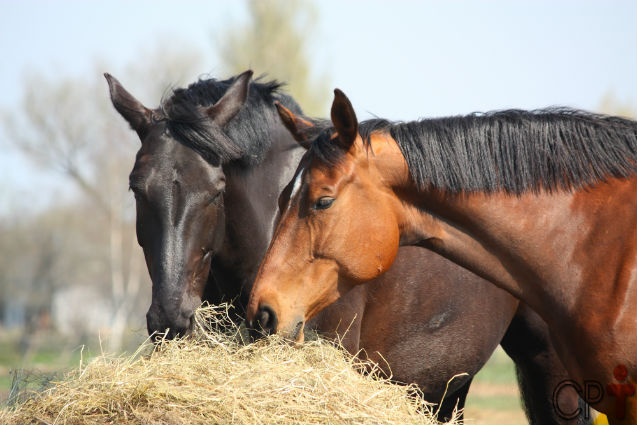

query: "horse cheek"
left=350, top=214, right=400, bottom=282
left=376, top=223, right=400, bottom=276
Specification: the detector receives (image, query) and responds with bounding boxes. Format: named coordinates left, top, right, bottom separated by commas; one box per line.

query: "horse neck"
left=225, top=116, right=306, bottom=241
left=367, top=124, right=637, bottom=319
left=394, top=177, right=637, bottom=323
left=212, top=116, right=306, bottom=308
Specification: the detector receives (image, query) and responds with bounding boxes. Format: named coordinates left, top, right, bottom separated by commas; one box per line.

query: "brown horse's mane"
left=309, top=108, right=637, bottom=194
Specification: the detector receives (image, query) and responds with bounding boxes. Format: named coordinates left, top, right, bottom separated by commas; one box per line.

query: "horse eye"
left=314, top=197, right=335, bottom=210
left=129, top=186, right=144, bottom=200
left=208, top=190, right=224, bottom=205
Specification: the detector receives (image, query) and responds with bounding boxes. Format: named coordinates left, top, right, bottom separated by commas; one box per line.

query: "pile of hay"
left=1, top=305, right=458, bottom=425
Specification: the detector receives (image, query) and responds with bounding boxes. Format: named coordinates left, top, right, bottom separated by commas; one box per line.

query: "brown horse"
left=247, top=89, right=637, bottom=424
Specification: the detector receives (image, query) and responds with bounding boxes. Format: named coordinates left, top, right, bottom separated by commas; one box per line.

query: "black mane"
left=310, top=108, right=637, bottom=193
left=159, top=75, right=303, bottom=165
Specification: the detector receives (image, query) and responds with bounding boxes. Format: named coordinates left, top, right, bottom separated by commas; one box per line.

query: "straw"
left=1, top=304, right=459, bottom=425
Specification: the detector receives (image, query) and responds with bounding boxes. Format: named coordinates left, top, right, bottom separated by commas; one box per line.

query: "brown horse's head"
left=106, top=71, right=251, bottom=339
left=247, top=90, right=408, bottom=341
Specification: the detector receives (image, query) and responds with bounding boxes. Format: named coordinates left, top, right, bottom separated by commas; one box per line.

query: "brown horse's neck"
left=369, top=134, right=637, bottom=323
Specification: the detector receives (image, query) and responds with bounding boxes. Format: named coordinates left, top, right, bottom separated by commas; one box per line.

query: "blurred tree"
left=0, top=44, right=204, bottom=352
left=0, top=204, right=93, bottom=356
left=217, top=0, right=329, bottom=116
left=598, top=91, right=636, bottom=119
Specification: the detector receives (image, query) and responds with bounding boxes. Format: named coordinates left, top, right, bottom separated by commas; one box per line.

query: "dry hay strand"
left=1, top=304, right=460, bottom=425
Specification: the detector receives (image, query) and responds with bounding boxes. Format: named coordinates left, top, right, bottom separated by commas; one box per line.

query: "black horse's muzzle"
left=146, top=306, right=195, bottom=342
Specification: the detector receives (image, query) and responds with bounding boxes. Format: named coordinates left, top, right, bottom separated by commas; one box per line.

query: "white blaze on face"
left=290, top=167, right=305, bottom=199
left=285, top=166, right=305, bottom=213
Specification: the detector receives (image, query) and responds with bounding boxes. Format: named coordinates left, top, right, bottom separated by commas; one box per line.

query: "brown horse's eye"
left=314, top=197, right=335, bottom=210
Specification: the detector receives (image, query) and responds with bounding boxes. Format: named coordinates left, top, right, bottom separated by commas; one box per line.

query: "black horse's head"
left=105, top=71, right=252, bottom=339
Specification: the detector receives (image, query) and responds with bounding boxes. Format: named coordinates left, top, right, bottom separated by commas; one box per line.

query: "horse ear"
left=206, top=70, right=253, bottom=128
left=331, top=89, right=359, bottom=151
left=275, top=102, right=315, bottom=149
left=105, top=73, right=152, bottom=140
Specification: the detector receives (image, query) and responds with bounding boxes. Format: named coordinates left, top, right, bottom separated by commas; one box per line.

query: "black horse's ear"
left=104, top=73, right=152, bottom=140
left=331, top=89, right=358, bottom=151
left=275, top=102, right=315, bottom=149
left=206, top=70, right=253, bottom=128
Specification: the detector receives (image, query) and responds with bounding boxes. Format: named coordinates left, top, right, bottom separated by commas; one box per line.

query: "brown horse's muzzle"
left=247, top=303, right=305, bottom=343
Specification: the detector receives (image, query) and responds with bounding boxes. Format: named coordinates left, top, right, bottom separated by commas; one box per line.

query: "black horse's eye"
left=208, top=190, right=224, bottom=205
left=129, top=185, right=143, bottom=200
left=314, top=197, right=335, bottom=210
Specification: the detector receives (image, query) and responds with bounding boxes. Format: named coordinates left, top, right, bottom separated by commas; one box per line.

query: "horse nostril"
left=292, top=320, right=303, bottom=340
left=256, top=304, right=278, bottom=335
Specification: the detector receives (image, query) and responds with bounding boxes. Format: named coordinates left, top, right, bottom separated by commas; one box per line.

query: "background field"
left=464, top=347, right=526, bottom=425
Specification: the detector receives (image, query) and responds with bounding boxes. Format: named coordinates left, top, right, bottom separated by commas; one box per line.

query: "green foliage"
left=217, top=0, right=329, bottom=116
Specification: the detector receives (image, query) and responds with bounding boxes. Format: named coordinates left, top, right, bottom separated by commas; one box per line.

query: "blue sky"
left=1, top=0, right=635, bottom=213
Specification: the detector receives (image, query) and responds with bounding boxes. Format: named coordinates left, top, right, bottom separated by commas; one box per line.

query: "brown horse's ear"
left=331, top=88, right=359, bottom=151
left=275, top=102, right=315, bottom=149
left=206, top=70, right=253, bottom=128
left=105, top=73, right=152, bottom=140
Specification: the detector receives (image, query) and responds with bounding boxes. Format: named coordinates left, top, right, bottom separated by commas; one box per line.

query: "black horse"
left=106, top=71, right=585, bottom=424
